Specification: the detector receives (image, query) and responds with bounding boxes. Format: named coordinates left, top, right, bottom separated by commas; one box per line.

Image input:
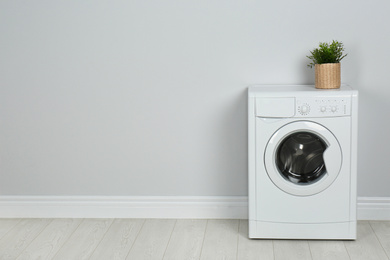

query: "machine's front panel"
left=248, top=85, right=358, bottom=239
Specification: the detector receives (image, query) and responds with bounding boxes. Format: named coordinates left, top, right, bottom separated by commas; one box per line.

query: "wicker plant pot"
left=315, top=63, right=341, bottom=89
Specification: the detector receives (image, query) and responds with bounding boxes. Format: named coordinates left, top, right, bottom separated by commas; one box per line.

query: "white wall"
left=1, top=0, right=389, bottom=197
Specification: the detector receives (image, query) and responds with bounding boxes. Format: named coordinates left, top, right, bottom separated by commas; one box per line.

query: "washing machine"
left=248, top=85, right=358, bottom=239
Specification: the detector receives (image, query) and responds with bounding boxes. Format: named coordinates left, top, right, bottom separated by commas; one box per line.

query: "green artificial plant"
left=307, top=40, right=347, bottom=68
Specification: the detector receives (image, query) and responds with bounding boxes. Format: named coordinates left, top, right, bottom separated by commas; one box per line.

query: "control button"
left=320, top=106, right=326, bottom=112
left=331, top=106, right=337, bottom=112
left=301, top=105, right=308, bottom=113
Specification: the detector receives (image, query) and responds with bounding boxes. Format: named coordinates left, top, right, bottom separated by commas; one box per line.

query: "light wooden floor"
left=0, top=219, right=389, bottom=260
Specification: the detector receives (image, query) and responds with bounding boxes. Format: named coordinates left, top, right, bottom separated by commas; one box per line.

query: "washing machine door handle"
left=323, top=143, right=342, bottom=177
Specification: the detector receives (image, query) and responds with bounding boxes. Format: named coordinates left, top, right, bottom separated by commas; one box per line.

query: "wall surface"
left=1, top=0, right=389, bottom=197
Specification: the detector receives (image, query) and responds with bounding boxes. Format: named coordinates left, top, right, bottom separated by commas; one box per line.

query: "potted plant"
left=307, top=40, right=347, bottom=89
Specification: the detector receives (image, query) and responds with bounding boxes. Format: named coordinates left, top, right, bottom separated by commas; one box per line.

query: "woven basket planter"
left=315, top=63, right=341, bottom=89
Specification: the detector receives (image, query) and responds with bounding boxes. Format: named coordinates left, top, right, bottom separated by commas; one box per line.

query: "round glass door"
left=264, top=121, right=342, bottom=196
left=276, top=132, right=327, bottom=185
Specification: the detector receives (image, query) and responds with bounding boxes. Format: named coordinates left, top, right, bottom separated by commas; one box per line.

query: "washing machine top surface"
left=248, top=84, right=355, bottom=98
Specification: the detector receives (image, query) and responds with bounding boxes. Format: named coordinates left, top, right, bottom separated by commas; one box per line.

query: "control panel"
left=296, top=97, right=351, bottom=117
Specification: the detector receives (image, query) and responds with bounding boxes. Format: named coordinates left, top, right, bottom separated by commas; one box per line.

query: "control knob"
left=301, top=105, right=309, bottom=113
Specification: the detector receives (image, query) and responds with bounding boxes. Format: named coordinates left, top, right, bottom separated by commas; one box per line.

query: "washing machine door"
left=264, top=121, right=342, bottom=196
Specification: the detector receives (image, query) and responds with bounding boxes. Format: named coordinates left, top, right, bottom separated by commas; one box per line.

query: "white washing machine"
left=248, top=85, right=358, bottom=239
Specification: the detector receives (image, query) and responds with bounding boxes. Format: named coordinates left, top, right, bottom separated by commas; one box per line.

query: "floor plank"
left=16, top=218, right=82, bottom=260
left=273, top=240, right=312, bottom=260
left=369, top=221, right=390, bottom=258
left=52, top=218, right=113, bottom=260
left=199, top=219, right=239, bottom=260
left=309, top=241, right=349, bottom=260
left=163, top=219, right=207, bottom=260
left=126, top=219, right=176, bottom=260
left=344, top=221, right=388, bottom=260
left=89, top=219, right=144, bottom=260
left=0, top=219, right=52, bottom=260
left=237, top=220, right=274, bottom=260
left=0, top=219, right=21, bottom=239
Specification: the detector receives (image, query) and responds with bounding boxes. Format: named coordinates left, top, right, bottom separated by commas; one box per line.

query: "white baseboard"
left=0, top=196, right=389, bottom=220
left=0, top=196, right=248, bottom=219
left=357, top=197, right=390, bottom=220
